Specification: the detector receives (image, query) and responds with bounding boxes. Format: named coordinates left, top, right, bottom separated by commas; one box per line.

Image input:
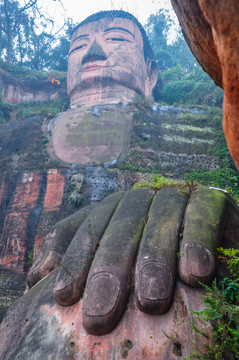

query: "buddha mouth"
left=80, top=65, right=108, bottom=72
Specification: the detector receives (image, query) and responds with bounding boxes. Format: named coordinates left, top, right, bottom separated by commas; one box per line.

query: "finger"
left=135, top=186, right=188, bottom=314
left=222, top=194, right=239, bottom=249
left=179, top=187, right=227, bottom=287
left=27, top=205, right=93, bottom=288
left=82, top=188, right=154, bottom=335
left=54, top=191, right=124, bottom=306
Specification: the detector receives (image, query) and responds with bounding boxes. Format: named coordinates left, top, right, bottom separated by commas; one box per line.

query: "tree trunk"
left=7, top=29, right=12, bottom=63
left=4, top=0, right=12, bottom=63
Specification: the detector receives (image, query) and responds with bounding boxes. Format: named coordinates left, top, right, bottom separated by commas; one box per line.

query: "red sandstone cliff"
left=0, top=64, right=67, bottom=104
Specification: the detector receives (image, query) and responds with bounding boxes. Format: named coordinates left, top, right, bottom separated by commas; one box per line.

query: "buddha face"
left=67, top=17, right=158, bottom=106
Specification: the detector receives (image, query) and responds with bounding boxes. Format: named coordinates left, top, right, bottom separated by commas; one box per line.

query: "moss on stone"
left=183, top=186, right=227, bottom=251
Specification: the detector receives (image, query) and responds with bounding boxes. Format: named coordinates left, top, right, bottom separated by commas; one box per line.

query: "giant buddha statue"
left=47, top=10, right=158, bottom=166
left=0, top=10, right=239, bottom=360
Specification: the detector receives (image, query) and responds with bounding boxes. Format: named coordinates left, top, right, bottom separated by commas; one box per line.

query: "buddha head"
left=67, top=10, right=158, bottom=107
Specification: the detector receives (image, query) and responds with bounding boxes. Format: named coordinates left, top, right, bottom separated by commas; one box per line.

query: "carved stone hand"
left=27, top=186, right=239, bottom=335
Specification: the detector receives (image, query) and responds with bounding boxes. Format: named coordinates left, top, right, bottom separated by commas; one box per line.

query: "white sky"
left=42, top=0, right=176, bottom=28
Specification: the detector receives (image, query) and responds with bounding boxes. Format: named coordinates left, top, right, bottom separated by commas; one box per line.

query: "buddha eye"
left=106, top=38, right=130, bottom=42
left=69, top=44, right=87, bottom=56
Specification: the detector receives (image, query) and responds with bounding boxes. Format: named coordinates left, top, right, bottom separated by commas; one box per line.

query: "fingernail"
left=54, top=273, right=81, bottom=306
left=179, top=243, right=215, bottom=287
left=136, top=261, right=174, bottom=314
left=83, top=272, right=121, bottom=335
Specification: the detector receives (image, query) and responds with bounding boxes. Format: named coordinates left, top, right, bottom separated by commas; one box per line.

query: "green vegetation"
left=134, top=174, right=180, bottom=190
left=0, top=98, right=69, bottom=123
left=160, top=67, right=223, bottom=107
left=0, top=99, right=11, bottom=123
left=16, top=98, right=69, bottom=120
left=0, top=0, right=75, bottom=70
left=0, top=60, right=67, bottom=82
left=27, top=245, right=38, bottom=267
left=67, top=174, right=84, bottom=208
left=186, top=248, right=239, bottom=360
left=183, top=111, right=239, bottom=200
left=145, top=9, right=223, bottom=106
left=184, top=168, right=239, bottom=200
left=134, top=175, right=197, bottom=196
left=0, top=59, right=48, bottom=80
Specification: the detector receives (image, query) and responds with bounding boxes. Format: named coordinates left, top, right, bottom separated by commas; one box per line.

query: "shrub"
left=184, top=168, right=239, bottom=200
left=186, top=248, right=239, bottom=360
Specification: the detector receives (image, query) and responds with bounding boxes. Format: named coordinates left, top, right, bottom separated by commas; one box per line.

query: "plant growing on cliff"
left=16, top=98, right=69, bottom=120
left=134, top=175, right=197, bottom=195
left=0, top=99, right=11, bottom=123
left=184, top=168, right=239, bottom=200
left=186, top=248, right=239, bottom=360
left=27, top=245, right=38, bottom=267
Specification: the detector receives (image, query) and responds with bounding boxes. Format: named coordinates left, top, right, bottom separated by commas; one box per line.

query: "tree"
left=1, top=0, right=37, bottom=63
left=0, top=0, right=65, bottom=65
left=145, top=10, right=174, bottom=71
left=168, top=31, right=197, bottom=71
left=146, top=9, right=196, bottom=72
left=44, top=19, right=77, bottom=72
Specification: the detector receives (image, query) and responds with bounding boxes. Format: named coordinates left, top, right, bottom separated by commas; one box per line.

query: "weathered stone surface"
left=54, top=191, right=123, bottom=307
left=45, top=104, right=221, bottom=170
left=0, top=269, right=26, bottom=323
left=48, top=105, right=133, bottom=165
left=198, top=0, right=239, bottom=171
left=67, top=14, right=158, bottom=107
left=27, top=204, right=94, bottom=289
left=171, top=0, right=239, bottom=169
left=0, top=67, right=67, bottom=104
left=135, top=187, right=188, bottom=314
left=0, top=171, right=41, bottom=272
left=19, top=186, right=238, bottom=339
left=0, top=105, right=228, bottom=323
left=179, top=187, right=227, bottom=286
left=0, top=170, right=66, bottom=272
left=0, top=269, right=208, bottom=360
left=0, top=168, right=68, bottom=319
left=0, top=185, right=238, bottom=357
left=83, top=188, right=153, bottom=335
left=1, top=7, right=238, bottom=357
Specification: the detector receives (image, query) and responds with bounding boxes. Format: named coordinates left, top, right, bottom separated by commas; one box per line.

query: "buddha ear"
left=145, top=60, right=158, bottom=97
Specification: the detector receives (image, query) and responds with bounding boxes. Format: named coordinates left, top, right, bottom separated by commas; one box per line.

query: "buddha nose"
left=82, top=40, right=107, bottom=65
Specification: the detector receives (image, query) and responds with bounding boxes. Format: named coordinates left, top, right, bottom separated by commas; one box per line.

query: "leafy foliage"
left=0, top=97, right=69, bottom=123
left=0, top=0, right=75, bottom=70
left=134, top=175, right=198, bottom=196
left=16, top=98, right=69, bottom=120
left=145, top=9, right=223, bottom=107
left=0, top=98, right=11, bottom=123
left=145, top=9, right=196, bottom=72
left=184, top=168, right=239, bottom=200
left=160, top=66, right=223, bottom=107
left=186, top=249, right=239, bottom=360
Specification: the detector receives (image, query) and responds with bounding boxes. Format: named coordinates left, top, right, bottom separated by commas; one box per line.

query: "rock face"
left=0, top=67, right=67, bottom=104
left=0, top=104, right=226, bottom=320
left=49, top=105, right=132, bottom=165
left=171, top=0, right=239, bottom=170
left=0, top=168, right=67, bottom=321
left=1, top=184, right=238, bottom=359
left=0, top=271, right=207, bottom=360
